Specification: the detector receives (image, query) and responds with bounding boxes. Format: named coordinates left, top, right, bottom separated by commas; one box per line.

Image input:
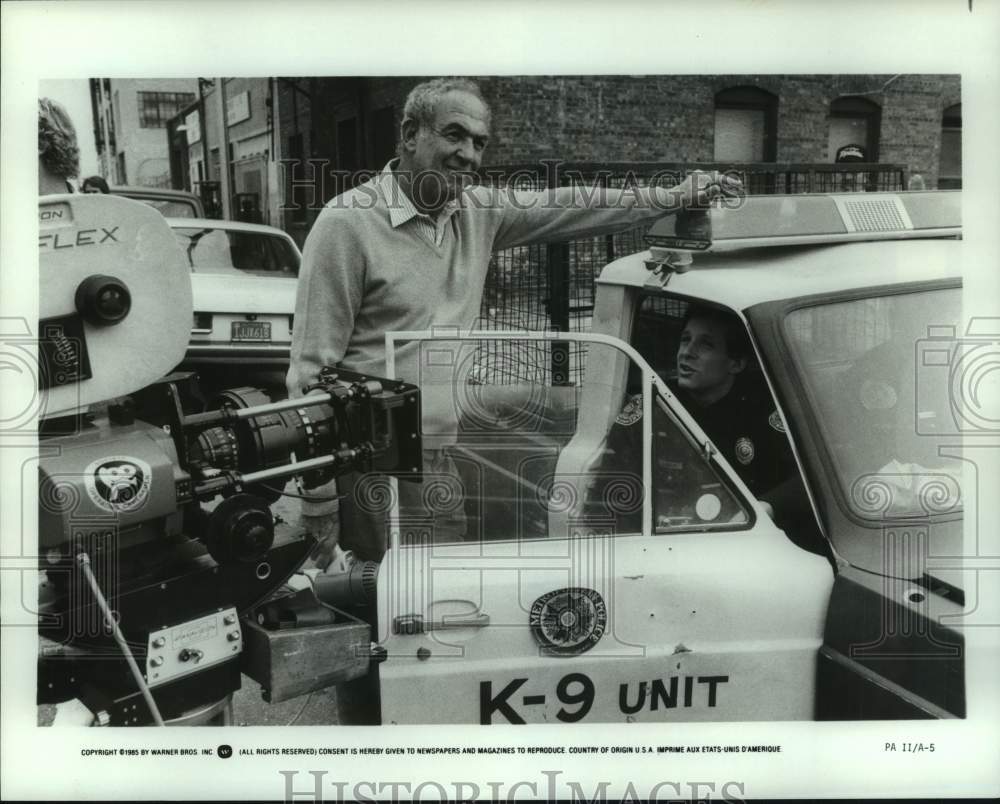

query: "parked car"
left=167, top=218, right=300, bottom=393
left=109, top=185, right=206, bottom=219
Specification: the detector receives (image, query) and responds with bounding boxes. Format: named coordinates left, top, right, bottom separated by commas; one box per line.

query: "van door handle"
left=393, top=613, right=490, bottom=635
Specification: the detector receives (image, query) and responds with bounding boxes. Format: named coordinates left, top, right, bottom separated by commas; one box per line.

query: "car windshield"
left=137, top=198, right=200, bottom=218
left=783, top=287, right=963, bottom=520
left=171, top=227, right=300, bottom=277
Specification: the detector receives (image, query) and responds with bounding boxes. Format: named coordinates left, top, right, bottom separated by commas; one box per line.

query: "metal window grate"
left=477, top=162, right=907, bottom=385
left=842, top=198, right=910, bottom=232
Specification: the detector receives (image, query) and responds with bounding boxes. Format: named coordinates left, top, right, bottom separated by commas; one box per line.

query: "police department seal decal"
left=768, top=410, right=786, bottom=433
left=615, top=394, right=643, bottom=427
left=84, top=456, right=152, bottom=513
left=529, top=587, right=607, bottom=655
left=735, top=437, right=755, bottom=465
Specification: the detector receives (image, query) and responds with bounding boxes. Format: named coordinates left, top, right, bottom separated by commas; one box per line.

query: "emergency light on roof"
left=644, top=191, right=962, bottom=256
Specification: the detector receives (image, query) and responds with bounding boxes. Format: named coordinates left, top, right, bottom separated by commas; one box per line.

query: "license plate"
left=231, top=321, right=271, bottom=342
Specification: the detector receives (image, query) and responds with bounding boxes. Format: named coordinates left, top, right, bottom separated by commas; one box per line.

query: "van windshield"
left=783, top=287, right=963, bottom=520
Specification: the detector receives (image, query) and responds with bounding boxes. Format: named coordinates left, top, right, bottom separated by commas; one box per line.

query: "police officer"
left=670, top=304, right=793, bottom=499
left=597, top=305, right=816, bottom=542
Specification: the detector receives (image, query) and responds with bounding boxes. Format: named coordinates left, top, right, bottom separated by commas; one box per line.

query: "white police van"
left=346, top=190, right=967, bottom=724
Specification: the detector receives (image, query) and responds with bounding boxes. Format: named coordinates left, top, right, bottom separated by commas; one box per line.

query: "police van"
left=325, top=190, right=967, bottom=724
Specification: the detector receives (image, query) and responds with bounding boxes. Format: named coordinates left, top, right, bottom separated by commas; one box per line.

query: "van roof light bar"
left=643, top=191, right=961, bottom=259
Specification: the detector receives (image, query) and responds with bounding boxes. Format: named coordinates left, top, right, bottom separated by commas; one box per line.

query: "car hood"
left=190, top=272, right=297, bottom=314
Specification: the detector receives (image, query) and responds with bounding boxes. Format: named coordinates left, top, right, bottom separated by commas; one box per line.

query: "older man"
left=288, top=77, right=740, bottom=564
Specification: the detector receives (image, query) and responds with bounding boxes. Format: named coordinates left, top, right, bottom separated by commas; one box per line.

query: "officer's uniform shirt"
left=670, top=375, right=795, bottom=499
left=600, top=373, right=796, bottom=504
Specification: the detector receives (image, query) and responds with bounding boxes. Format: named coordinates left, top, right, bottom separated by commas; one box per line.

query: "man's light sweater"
left=288, top=167, right=681, bottom=515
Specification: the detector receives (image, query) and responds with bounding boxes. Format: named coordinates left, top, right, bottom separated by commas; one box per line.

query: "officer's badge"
left=616, top=393, right=643, bottom=426
left=768, top=410, right=786, bottom=433
left=735, top=436, right=755, bottom=465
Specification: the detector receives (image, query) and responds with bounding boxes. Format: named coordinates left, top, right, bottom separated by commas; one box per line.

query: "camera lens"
left=74, top=274, right=132, bottom=326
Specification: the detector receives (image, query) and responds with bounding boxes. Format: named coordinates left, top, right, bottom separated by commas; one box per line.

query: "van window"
left=388, top=335, right=748, bottom=544
left=630, top=292, right=814, bottom=542
left=590, top=390, right=750, bottom=533
left=783, top=288, right=963, bottom=520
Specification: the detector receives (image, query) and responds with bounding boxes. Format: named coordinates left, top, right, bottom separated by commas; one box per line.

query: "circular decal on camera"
left=615, top=394, right=643, bottom=427
left=768, top=410, right=786, bottom=433
left=530, top=587, right=607, bottom=655
left=735, top=437, right=755, bottom=465
left=85, top=456, right=152, bottom=513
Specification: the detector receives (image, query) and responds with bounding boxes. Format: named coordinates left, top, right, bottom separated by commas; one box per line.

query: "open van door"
left=372, top=332, right=833, bottom=724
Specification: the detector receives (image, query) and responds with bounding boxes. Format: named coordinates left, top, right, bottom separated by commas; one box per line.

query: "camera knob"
left=204, top=493, right=275, bottom=565
left=230, top=509, right=273, bottom=560
left=74, top=274, right=132, bottom=326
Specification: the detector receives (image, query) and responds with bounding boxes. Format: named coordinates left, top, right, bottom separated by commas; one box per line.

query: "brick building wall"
left=275, top=74, right=960, bottom=242
left=473, top=74, right=960, bottom=181
left=268, top=73, right=960, bottom=383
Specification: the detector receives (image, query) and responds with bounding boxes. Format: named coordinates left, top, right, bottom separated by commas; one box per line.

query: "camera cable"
left=77, top=552, right=167, bottom=726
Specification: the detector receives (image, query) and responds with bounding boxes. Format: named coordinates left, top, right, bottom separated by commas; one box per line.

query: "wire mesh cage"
left=474, top=161, right=905, bottom=386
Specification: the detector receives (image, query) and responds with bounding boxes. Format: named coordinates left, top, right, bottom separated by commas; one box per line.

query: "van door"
left=375, top=333, right=833, bottom=724
left=748, top=284, right=967, bottom=718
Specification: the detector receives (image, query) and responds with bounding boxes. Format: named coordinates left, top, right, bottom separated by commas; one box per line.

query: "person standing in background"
left=80, top=175, right=110, bottom=194
left=38, top=98, right=79, bottom=195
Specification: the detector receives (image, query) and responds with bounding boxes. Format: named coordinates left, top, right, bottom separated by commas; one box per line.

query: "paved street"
left=38, top=677, right=341, bottom=728
left=231, top=675, right=340, bottom=727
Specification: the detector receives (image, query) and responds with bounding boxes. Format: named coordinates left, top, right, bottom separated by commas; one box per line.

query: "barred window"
left=827, top=96, right=881, bottom=163
left=713, top=86, right=778, bottom=162
left=138, top=91, right=195, bottom=129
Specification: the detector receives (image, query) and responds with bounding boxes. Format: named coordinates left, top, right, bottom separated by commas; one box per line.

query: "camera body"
left=36, top=194, right=420, bottom=725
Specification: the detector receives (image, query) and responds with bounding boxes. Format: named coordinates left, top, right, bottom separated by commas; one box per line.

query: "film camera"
left=36, top=195, right=420, bottom=726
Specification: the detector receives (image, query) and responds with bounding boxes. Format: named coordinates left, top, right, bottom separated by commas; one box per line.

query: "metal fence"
left=474, top=161, right=906, bottom=385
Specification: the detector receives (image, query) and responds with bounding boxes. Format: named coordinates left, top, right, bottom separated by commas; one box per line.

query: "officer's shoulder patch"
left=616, top=393, right=643, bottom=426
left=768, top=410, right=786, bottom=433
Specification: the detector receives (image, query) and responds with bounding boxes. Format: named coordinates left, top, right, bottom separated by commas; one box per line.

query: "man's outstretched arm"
left=490, top=170, right=742, bottom=251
